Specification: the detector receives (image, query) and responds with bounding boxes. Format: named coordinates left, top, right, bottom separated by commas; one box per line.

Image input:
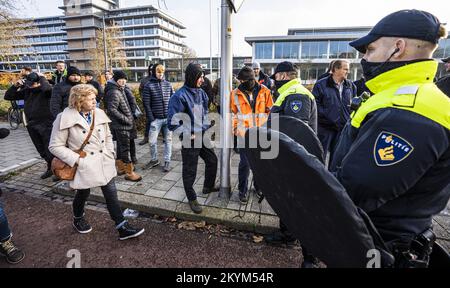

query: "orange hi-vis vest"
left=230, top=85, right=273, bottom=137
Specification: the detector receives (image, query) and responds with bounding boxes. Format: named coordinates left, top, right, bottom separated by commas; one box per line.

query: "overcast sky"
left=18, top=0, right=450, bottom=57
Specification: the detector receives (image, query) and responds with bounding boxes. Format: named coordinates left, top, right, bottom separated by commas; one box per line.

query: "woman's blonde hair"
left=155, top=64, right=165, bottom=73
left=69, top=84, right=98, bottom=112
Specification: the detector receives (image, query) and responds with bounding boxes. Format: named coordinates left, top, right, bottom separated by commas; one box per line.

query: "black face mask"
left=360, top=49, right=406, bottom=81
left=239, top=80, right=256, bottom=93
left=275, top=80, right=290, bottom=90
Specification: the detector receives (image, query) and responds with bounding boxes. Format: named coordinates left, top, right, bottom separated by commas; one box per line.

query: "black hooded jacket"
left=5, top=76, right=53, bottom=124
left=105, top=80, right=134, bottom=131
left=50, top=79, right=80, bottom=118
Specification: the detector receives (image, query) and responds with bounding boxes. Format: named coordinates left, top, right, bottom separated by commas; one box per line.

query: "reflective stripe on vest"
left=274, top=78, right=314, bottom=107
left=351, top=83, right=450, bottom=130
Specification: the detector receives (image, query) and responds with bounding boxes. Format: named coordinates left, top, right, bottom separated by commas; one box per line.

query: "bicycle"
left=7, top=100, right=25, bottom=130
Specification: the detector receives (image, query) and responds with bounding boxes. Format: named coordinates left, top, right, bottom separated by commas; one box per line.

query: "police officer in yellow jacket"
left=330, top=10, right=450, bottom=266
left=270, top=62, right=318, bottom=133
left=265, top=62, right=318, bottom=245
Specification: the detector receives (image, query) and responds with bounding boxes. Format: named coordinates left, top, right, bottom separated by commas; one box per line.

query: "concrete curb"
left=53, top=182, right=279, bottom=234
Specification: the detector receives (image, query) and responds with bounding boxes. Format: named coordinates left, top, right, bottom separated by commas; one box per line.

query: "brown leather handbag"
left=51, top=111, right=96, bottom=181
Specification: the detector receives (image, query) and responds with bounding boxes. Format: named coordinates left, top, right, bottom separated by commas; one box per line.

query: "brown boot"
left=124, top=163, right=142, bottom=182
left=116, top=160, right=126, bottom=176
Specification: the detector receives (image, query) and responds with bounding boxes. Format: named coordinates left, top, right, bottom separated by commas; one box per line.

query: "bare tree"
left=88, top=22, right=128, bottom=76
left=182, top=45, right=197, bottom=59
left=0, top=0, right=36, bottom=65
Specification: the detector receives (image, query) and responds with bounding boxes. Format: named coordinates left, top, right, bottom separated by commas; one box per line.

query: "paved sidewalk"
left=0, top=126, right=449, bottom=247
left=1, top=132, right=280, bottom=233
left=0, top=123, right=40, bottom=175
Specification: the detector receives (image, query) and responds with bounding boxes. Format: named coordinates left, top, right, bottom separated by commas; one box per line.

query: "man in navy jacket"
left=167, top=64, right=218, bottom=214
left=312, top=60, right=356, bottom=164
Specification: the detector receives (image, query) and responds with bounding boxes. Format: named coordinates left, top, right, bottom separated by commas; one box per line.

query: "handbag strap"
left=79, top=110, right=96, bottom=152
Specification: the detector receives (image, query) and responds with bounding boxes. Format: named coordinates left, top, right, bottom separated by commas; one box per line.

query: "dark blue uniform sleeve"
left=336, top=109, right=450, bottom=213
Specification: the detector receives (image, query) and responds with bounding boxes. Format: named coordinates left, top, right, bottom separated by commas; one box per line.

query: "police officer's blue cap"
left=270, top=61, right=298, bottom=79
left=350, top=9, right=442, bottom=53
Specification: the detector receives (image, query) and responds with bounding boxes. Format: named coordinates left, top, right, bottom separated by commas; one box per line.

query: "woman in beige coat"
left=49, top=84, right=144, bottom=240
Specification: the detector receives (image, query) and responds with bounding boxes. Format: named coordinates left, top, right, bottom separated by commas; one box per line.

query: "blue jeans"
left=0, top=200, right=11, bottom=241
left=149, top=118, right=172, bottom=163
left=238, top=150, right=259, bottom=197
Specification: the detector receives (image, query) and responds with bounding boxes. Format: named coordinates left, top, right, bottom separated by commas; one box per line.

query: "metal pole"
left=102, top=15, right=109, bottom=73
left=209, top=0, right=213, bottom=78
left=219, top=0, right=232, bottom=199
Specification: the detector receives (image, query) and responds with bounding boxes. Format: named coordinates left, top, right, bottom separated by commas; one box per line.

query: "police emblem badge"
left=374, top=132, right=414, bottom=166
left=290, top=100, right=302, bottom=113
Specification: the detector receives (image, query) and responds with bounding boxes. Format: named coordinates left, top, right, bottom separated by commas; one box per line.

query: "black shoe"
left=0, top=237, right=25, bottom=264
left=202, top=185, right=220, bottom=195
left=52, top=175, right=61, bottom=182
left=239, top=193, right=248, bottom=204
left=163, top=162, right=170, bottom=172
left=138, top=137, right=149, bottom=146
left=118, top=222, right=145, bottom=240
left=40, top=169, right=53, bottom=179
left=189, top=200, right=203, bottom=214
left=131, top=157, right=138, bottom=164
left=264, top=230, right=296, bottom=246
left=144, top=159, right=160, bottom=170
left=73, top=217, right=92, bottom=234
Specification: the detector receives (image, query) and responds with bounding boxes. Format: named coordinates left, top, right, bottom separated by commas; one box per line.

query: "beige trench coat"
left=49, top=108, right=117, bottom=190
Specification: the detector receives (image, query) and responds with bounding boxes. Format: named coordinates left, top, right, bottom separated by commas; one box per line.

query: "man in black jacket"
left=4, top=73, right=55, bottom=179
left=50, top=66, right=81, bottom=118
left=105, top=70, right=142, bottom=182
left=138, top=64, right=154, bottom=145
left=49, top=60, right=67, bottom=85
left=436, top=56, right=450, bottom=97
left=84, top=71, right=104, bottom=106
left=252, top=62, right=273, bottom=90
left=142, top=64, right=174, bottom=172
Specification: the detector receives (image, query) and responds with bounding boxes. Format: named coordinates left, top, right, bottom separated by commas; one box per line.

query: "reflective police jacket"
left=330, top=60, right=450, bottom=246
left=270, top=79, right=318, bottom=133
left=230, top=84, right=273, bottom=137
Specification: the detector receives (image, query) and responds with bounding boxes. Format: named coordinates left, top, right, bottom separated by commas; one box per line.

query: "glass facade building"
left=246, top=27, right=450, bottom=84
left=0, top=0, right=186, bottom=81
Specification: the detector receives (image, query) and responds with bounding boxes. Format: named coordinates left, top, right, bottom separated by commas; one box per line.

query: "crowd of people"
left=0, top=8, right=449, bottom=267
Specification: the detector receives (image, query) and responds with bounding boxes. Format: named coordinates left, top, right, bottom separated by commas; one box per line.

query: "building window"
left=329, top=40, right=356, bottom=59
left=134, top=18, right=143, bottom=25
left=134, top=28, right=143, bottom=36
left=434, top=38, right=450, bottom=58
left=124, top=29, right=133, bottom=36
left=301, top=41, right=328, bottom=59
left=255, top=42, right=273, bottom=59
left=124, top=19, right=133, bottom=26
left=275, top=42, right=299, bottom=59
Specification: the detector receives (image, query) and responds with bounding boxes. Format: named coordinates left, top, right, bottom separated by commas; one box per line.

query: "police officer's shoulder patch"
left=289, top=100, right=303, bottom=114
left=373, top=131, right=414, bottom=167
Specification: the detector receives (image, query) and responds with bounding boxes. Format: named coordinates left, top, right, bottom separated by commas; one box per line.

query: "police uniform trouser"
left=181, top=139, right=218, bottom=201
left=27, top=122, right=54, bottom=170
left=114, top=129, right=132, bottom=164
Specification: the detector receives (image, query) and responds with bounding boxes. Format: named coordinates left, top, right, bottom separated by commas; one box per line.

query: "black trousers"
left=181, top=142, right=218, bottom=201
left=27, top=123, right=54, bottom=170
left=73, top=179, right=125, bottom=226
left=114, top=130, right=132, bottom=163
left=130, top=139, right=136, bottom=160
left=318, top=126, right=340, bottom=164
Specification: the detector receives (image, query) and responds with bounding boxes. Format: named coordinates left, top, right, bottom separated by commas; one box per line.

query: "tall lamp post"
left=219, top=0, right=244, bottom=199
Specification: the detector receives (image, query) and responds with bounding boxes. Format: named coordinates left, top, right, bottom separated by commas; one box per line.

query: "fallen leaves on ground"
left=252, top=235, right=264, bottom=243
